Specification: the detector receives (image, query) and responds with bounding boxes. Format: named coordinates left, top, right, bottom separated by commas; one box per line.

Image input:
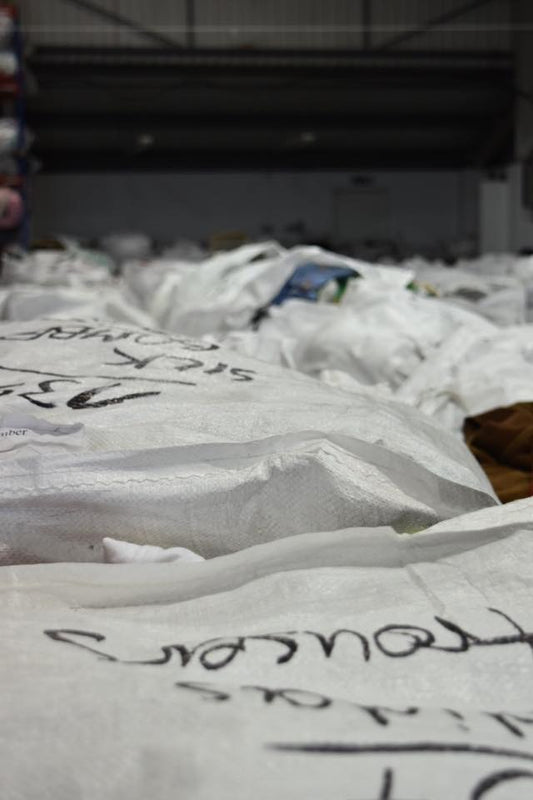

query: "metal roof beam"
left=377, top=0, right=497, bottom=52
left=58, top=0, right=183, bottom=49
left=29, top=111, right=504, bottom=131
left=31, top=44, right=511, bottom=69
left=35, top=147, right=478, bottom=172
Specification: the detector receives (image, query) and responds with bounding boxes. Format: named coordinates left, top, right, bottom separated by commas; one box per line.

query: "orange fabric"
left=463, top=402, right=533, bottom=503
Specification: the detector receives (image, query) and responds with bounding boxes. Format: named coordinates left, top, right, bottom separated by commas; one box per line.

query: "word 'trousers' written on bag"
left=1, top=501, right=533, bottom=798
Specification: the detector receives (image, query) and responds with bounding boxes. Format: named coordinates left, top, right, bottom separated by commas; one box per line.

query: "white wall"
left=480, top=176, right=512, bottom=253
left=479, top=164, right=533, bottom=254
left=509, top=164, right=533, bottom=251
left=31, top=169, right=480, bottom=254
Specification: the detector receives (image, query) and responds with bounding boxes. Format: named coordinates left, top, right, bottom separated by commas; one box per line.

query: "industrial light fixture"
left=137, top=133, right=155, bottom=149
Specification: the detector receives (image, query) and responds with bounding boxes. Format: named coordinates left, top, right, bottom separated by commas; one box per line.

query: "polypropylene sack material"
left=0, top=317, right=495, bottom=564
left=398, top=325, right=533, bottom=431
left=223, top=286, right=493, bottom=391
left=1, top=500, right=532, bottom=799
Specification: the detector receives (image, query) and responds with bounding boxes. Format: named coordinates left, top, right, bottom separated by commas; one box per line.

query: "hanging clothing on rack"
left=0, top=185, right=22, bottom=228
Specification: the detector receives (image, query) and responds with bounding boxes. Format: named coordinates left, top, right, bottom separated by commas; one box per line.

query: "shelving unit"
left=0, top=1, right=29, bottom=251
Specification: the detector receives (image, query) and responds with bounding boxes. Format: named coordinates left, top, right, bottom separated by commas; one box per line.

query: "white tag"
left=0, top=411, right=85, bottom=455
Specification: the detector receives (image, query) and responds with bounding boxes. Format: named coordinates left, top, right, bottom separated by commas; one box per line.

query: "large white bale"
left=0, top=317, right=495, bottom=564
left=399, top=324, right=533, bottom=431
left=1, top=500, right=532, bottom=799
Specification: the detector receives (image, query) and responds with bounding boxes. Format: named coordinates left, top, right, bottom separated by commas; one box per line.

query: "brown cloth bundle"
left=464, top=402, right=533, bottom=503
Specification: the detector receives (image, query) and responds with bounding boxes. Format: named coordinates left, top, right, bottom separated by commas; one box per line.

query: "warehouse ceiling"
left=21, top=0, right=515, bottom=171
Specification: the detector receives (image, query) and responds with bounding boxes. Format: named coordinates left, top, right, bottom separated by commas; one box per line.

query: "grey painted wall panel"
left=31, top=169, right=481, bottom=254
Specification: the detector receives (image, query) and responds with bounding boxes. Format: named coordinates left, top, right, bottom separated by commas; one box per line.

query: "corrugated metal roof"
left=20, top=0, right=512, bottom=53
left=371, top=0, right=511, bottom=51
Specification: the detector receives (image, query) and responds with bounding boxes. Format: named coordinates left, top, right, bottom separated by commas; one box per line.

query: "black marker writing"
left=230, top=367, right=256, bottom=382
left=105, top=347, right=163, bottom=371
left=204, top=362, right=228, bottom=375
left=268, top=741, right=533, bottom=763
left=66, top=382, right=161, bottom=410
left=172, top=680, right=533, bottom=745
left=0, top=382, right=24, bottom=397
left=19, top=379, right=80, bottom=409
left=470, top=768, right=533, bottom=799
left=0, top=323, right=219, bottom=351
left=44, top=608, right=533, bottom=676
left=348, top=768, right=428, bottom=800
